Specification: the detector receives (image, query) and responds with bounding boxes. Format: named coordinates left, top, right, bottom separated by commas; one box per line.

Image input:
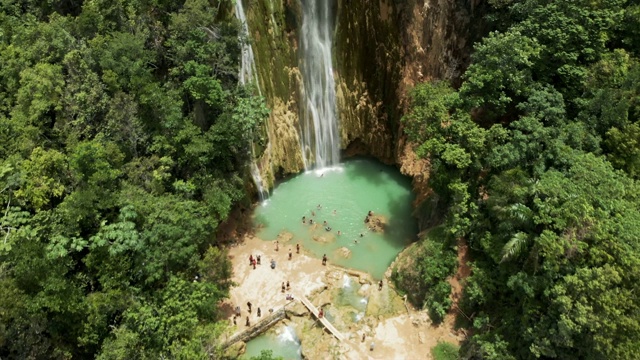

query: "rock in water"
left=335, top=246, right=352, bottom=259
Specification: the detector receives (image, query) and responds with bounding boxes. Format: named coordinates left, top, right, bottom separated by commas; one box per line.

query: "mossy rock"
left=224, top=341, right=246, bottom=358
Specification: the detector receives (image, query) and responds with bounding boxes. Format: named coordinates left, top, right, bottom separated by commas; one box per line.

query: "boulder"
left=335, top=246, right=352, bottom=259
left=224, top=341, right=246, bottom=358
left=277, top=231, right=294, bottom=243
left=366, top=214, right=387, bottom=233
left=312, top=234, right=335, bottom=243
left=358, top=284, right=371, bottom=296
left=418, top=331, right=427, bottom=344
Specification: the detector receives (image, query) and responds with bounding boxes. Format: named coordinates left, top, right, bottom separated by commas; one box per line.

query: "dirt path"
left=446, top=237, right=472, bottom=328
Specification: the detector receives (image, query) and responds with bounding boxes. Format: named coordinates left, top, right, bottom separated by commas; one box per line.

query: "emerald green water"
left=253, top=158, right=418, bottom=279
left=241, top=325, right=302, bottom=360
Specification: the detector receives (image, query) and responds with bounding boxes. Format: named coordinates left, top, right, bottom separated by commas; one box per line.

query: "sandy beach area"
left=220, top=225, right=464, bottom=359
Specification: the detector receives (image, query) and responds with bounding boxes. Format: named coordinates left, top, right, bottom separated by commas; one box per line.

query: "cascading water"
left=236, top=0, right=261, bottom=95
left=235, top=0, right=268, bottom=201
left=250, top=161, right=269, bottom=202
left=299, top=0, right=340, bottom=169
left=243, top=325, right=302, bottom=359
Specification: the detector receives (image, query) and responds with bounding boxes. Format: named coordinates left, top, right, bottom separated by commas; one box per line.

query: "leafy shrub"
left=432, top=341, right=459, bottom=360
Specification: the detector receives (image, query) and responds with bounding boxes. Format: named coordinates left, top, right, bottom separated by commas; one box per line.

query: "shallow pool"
left=241, top=325, right=302, bottom=360
left=252, top=158, right=418, bottom=279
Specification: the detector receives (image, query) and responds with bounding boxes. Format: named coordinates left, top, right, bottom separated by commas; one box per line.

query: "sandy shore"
left=221, top=227, right=464, bottom=359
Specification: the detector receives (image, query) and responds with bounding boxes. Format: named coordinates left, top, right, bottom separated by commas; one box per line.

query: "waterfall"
left=235, top=0, right=268, bottom=201
left=299, top=0, right=340, bottom=169
left=236, top=0, right=261, bottom=95
left=250, top=160, right=269, bottom=202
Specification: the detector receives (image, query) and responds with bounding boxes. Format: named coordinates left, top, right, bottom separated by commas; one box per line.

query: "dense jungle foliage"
left=403, top=0, right=640, bottom=359
left=0, top=0, right=269, bottom=358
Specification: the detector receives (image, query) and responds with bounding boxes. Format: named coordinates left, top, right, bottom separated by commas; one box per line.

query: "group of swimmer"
left=302, top=205, right=336, bottom=233
left=302, top=204, right=374, bottom=241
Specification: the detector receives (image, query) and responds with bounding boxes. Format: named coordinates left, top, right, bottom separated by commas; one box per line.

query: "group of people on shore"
left=248, top=254, right=260, bottom=269
left=232, top=301, right=267, bottom=327
left=234, top=213, right=386, bottom=351
left=237, top=240, right=303, bottom=328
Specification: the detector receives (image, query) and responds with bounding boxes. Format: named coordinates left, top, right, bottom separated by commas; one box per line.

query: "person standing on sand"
left=257, top=308, right=261, bottom=317
left=286, top=280, right=290, bottom=291
left=247, top=301, right=252, bottom=313
left=249, top=254, right=254, bottom=266
left=378, top=280, right=383, bottom=291
left=296, top=243, right=300, bottom=254
left=281, top=282, right=285, bottom=293
left=275, top=241, right=279, bottom=251
left=233, top=316, right=237, bottom=325
left=246, top=316, right=250, bottom=327
left=322, top=254, right=327, bottom=266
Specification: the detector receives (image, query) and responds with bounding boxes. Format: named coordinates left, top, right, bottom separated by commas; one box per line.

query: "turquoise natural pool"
left=241, top=325, right=302, bottom=360
left=252, top=158, right=418, bottom=279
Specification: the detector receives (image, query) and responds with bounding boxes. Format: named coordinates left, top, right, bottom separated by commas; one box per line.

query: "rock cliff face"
left=244, top=0, right=483, bottom=211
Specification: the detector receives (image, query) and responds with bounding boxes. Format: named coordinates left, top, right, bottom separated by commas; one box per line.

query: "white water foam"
left=342, top=274, right=351, bottom=288
left=278, top=325, right=300, bottom=344
left=306, top=165, right=344, bottom=177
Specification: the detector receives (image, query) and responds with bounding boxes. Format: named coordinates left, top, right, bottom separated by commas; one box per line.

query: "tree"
left=14, top=147, right=69, bottom=211
left=401, top=1, right=640, bottom=359
left=250, top=350, right=285, bottom=360
left=460, top=30, right=542, bottom=119
left=0, top=1, right=248, bottom=358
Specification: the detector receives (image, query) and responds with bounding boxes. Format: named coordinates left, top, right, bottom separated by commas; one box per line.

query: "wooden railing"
left=298, top=294, right=344, bottom=342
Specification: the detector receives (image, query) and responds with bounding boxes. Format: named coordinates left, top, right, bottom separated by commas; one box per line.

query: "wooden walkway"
left=298, top=294, right=344, bottom=342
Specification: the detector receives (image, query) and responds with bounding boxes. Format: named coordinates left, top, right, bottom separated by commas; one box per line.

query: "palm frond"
left=508, top=203, right=534, bottom=225
left=500, top=232, right=531, bottom=263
